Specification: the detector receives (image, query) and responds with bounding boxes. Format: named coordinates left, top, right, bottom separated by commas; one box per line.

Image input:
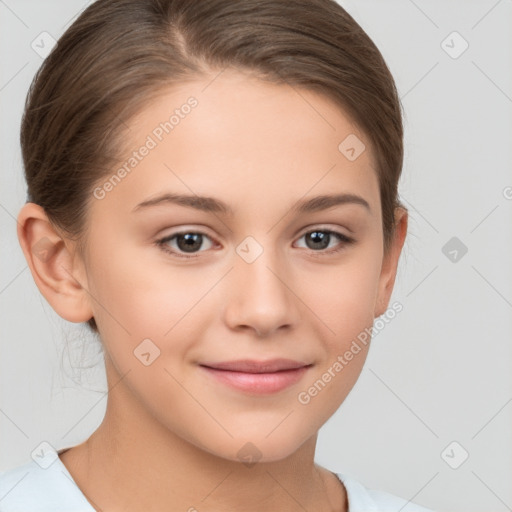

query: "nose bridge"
left=225, top=235, right=298, bottom=335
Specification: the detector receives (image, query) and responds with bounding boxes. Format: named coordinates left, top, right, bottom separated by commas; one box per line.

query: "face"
left=73, top=69, right=395, bottom=462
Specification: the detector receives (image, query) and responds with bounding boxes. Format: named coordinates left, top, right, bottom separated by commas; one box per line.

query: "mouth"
left=199, top=359, right=313, bottom=394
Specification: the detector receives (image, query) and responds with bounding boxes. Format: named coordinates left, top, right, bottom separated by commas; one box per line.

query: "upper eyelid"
left=158, top=228, right=217, bottom=244
left=159, top=224, right=349, bottom=238
left=296, top=224, right=351, bottom=237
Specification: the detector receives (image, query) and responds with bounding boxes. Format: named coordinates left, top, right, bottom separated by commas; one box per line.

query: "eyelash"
left=155, top=228, right=355, bottom=260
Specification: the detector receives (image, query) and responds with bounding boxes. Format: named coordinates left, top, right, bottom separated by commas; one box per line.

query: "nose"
left=223, top=246, right=301, bottom=338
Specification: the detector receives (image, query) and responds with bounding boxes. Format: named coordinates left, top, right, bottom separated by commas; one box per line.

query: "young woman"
left=1, top=0, right=435, bottom=510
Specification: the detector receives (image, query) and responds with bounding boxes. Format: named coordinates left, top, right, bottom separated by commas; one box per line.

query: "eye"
left=156, top=230, right=216, bottom=259
left=294, top=228, right=355, bottom=255
left=156, top=227, right=355, bottom=260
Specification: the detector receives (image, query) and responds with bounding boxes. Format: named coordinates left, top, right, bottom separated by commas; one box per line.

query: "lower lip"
left=199, top=365, right=310, bottom=394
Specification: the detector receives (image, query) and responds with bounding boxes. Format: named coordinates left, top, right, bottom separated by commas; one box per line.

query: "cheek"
left=85, top=241, right=215, bottom=371
left=290, top=251, right=380, bottom=410
left=296, top=251, right=381, bottom=346
left=85, top=238, right=178, bottom=329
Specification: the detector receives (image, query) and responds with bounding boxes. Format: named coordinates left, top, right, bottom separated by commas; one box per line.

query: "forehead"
left=92, top=69, right=380, bottom=219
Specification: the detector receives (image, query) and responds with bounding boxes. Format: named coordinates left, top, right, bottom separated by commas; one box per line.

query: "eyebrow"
left=132, top=192, right=371, bottom=215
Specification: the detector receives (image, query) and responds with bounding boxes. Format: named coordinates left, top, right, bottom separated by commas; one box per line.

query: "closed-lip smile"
left=199, top=359, right=313, bottom=394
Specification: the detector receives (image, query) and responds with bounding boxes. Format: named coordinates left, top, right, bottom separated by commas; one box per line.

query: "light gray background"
left=1, top=1, right=511, bottom=511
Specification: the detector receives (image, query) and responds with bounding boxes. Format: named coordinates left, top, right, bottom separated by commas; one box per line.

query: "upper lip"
left=200, top=359, right=311, bottom=373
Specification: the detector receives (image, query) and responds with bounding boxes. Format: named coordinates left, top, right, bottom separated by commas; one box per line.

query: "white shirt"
left=0, top=444, right=435, bottom=511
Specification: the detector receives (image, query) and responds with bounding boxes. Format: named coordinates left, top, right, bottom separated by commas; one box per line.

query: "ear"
left=16, top=202, right=94, bottom=324
left=374, top=207, right=408, bottom=318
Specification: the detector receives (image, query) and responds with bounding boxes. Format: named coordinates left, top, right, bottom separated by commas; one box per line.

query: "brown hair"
left=20, top=0, right=407, bottom=334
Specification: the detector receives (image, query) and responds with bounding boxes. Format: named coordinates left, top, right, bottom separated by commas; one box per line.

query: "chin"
left=196, top=427, right=313, bottom=466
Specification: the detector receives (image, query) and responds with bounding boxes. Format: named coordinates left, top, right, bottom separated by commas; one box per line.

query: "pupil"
left=178, top=233, right=202, bottom=253
left=308, top=231, right=329, bottom=249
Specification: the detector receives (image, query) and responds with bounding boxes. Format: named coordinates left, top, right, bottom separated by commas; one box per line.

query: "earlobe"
left=374, top=208, right=408, bottom=319
left=16, top=202, right=94, bottom=324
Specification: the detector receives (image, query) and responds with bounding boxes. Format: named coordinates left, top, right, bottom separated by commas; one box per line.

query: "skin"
left=17, top=68, right=407, bottom=512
